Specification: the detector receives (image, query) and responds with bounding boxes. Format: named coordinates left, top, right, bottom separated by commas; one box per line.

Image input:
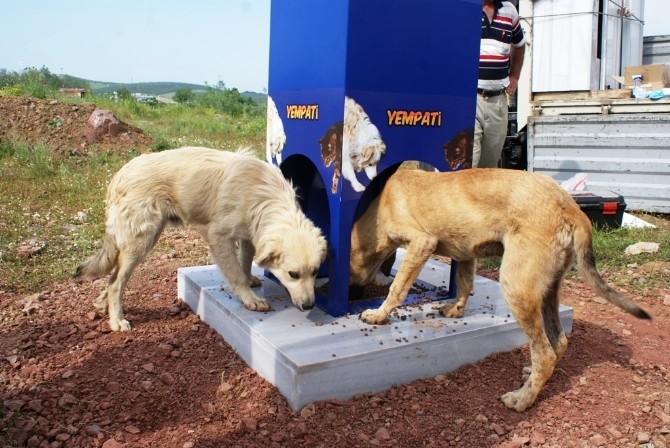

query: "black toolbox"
left=569, top=190, right=627, bottom=228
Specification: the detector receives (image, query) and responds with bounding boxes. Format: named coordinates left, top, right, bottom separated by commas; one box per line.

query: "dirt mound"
left=0, top=96, right=154, bottom=157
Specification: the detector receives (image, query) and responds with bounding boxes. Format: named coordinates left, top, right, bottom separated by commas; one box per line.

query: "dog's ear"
left=255, top=238, right=282, bottom=268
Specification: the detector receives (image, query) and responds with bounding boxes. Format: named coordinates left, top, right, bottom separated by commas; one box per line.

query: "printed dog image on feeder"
left=266, top=95, right=286, bottom=164
left=319, top=96, right=387, bottom=194
left=443, top=128, right=475, bottom=170
left=318, top=121, right=343, bottom=194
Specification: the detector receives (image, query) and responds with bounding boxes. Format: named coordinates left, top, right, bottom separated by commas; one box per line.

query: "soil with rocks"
left=0, top=96, right=153, bottom=157
left=1, top=97, right=669, bottom=448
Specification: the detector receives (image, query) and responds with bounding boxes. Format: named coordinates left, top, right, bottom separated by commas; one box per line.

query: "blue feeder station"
left=267, top=0, right=481, bottom=317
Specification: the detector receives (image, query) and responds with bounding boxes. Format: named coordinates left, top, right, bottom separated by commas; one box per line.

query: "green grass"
left=0, top=95, right=266, bottom=293
left=1, top=93, right=668, bottom=296
left=588, top=215, right=670, bottom=290
left=61, top=96, right=267, bottom=157
left=478, top=213, right=670, bottom=291
left=0, top=138, right=122, bottom=291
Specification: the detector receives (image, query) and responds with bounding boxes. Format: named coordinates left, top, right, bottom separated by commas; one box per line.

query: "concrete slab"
left=177, top=252, right=573, bottom=411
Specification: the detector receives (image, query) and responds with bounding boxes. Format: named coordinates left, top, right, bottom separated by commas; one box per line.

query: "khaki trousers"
left=472, top=93, right=508, bottom=168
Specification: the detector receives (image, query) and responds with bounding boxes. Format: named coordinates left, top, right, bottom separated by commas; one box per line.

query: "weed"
left=47, top=116, right=63, bottom=129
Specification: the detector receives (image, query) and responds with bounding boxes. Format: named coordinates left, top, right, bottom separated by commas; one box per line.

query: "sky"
left=1, top=0, right=271, bottom=92
left=1, top=0, right=667, bottom=93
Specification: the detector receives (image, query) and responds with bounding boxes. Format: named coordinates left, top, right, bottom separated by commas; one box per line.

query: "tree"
left=116, top=87, right=132, bottom=100
left=174, top=88, right=195, bottom=104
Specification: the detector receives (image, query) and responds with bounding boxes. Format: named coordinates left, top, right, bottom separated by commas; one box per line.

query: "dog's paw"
left=501, top=388, right=534, bottom=413
left=521, top=366, right=532, bottom=382
left=360, top=309, right=388, bottom=325
left=244, top=298, right=271, bottom=312
left=109, top=318, right=132, bottom=332
left=248, top=275, right=262, bottom=288
left=351, top=182, right=366, bottom=193
left=438, top=302, right=465, bottom=318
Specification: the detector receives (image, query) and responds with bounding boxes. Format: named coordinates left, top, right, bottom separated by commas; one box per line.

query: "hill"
left=88, top=79, right=266, bottom=103
left=88, top=80, right=208, bottom=96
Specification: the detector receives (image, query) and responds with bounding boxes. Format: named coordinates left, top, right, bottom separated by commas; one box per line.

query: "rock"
left=26, top=435, right=41, bottom=447
left=637, top=432, right=651, bottom=443
left=27, top=399, right=43, bottom=413
left=624, top=241, right=659, bottom=255
left=529, top=431, right=545, bottom=446
left=141, top=363, right=154, bottom=372
left=375, top=427, right=391, bottom=441
left=434, top=374, right=448, bottom=382
left=475, top=413, right=488, bottom=423
left=159, top=372, right=175, bottom=385
left=4, top=399, right=25, bottom=412
left=106, top=382, right=121, bottom=393
left=86, top=109, right=128, bottom=143
left=657, top=411, right=670, bottom=424
left=84, top=331, right=100, bottom=340
left=589, top=434, right=607, bottom=446
left=87, top=424, right=102, bottom=436
left=125, top=425, right=141, bottom=434
left=55, top=432, right=71, bottom=442
left=102, top=438, right=124, bottom=448
left=58, top=393, right=78, bottom=408
left=17, top=243, right=44, bottom=259
left=490, top=423, right=506, bottom=436
left=592, top=296, right=608, bottom=305
left=242, top=418, right=258, bottom=432
left=300, top=403, right=316, bottom=419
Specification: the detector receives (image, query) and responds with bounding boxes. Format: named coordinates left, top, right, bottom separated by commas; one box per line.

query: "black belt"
left=477, top=88, right=505, bottom=98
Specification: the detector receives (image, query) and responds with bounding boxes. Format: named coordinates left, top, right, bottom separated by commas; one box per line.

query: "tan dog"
left=74, top=147, right=327, bottom=331
left=349, top=168, right=650, bottom=412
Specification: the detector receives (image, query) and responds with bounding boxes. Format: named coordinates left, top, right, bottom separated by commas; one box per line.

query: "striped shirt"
left=479, top=0, right=525, bottom=91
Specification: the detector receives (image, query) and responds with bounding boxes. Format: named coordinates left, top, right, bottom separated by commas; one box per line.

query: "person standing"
left=473, top=0, right=526, bottom=168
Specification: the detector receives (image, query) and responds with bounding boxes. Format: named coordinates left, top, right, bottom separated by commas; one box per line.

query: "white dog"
left=266, top=96, right=286, bottom=164
left=342, top=96, right=386, bottom=192
left=74, top=147, right=327, bottom=331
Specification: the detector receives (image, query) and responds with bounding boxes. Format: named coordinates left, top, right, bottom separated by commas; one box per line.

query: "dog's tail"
left=72, top=234, right=118, bottom=279
left=572, top=218, right=651, bottom=319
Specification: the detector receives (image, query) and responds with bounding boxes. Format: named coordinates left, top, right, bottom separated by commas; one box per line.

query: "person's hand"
left=506, top=76, right=519, bottom=96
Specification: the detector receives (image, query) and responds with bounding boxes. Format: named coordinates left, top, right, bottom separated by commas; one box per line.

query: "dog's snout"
left=302, top=303, right=315, bottom=311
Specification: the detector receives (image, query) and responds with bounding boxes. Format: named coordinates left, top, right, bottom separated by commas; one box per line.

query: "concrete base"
left=177, top=252, right=573, bottom=411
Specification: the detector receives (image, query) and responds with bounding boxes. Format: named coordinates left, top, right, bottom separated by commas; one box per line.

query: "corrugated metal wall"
left=643, top=35, right=670, bottom=65
left=527, top=114, right=670, bottom=213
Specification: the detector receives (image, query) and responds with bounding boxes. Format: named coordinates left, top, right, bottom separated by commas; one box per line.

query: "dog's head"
left=319, top=122, right=343, bottom=167
left=442, top=128, right=474, bottom=170
left=350, top=122, right=386, bottom=178
left=348, top=199, right=396, bottom=292
left=255, top=224, right=327, bottom=311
